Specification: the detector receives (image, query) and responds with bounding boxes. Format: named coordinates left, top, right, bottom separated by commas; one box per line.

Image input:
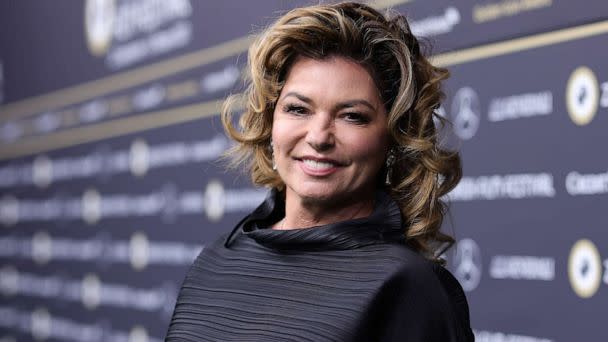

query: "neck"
left=275, top=190, right=376, bottom=230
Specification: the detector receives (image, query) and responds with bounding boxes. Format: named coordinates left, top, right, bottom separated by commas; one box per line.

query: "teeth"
left=302, top=159, right=335, bottom=170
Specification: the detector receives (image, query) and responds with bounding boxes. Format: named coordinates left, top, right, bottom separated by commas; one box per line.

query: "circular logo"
left=82, top=188, right=101, bottom=225
left=568, top=239, right=602, bottom=298
left=32, top=155, right=53, bottom=188
left=84, top=0, right=115, bottom=56
left=129, top=326, right=149, bottom=342
left=0, top=195, right=19, bottom=227
left=204, top=180, right=226, bottom=221
left=452, top=238, right=482, bottom=292
left=129, top=139, right=150, bottom=177
left=451, top=87, right=481, bottom=140
left=130, top=232, right=149, bottom=271
left=0, top=265, right=19, bottom=296
left=32, top=231, right=53, bottom=265
left=31, top=308, right=51, bottom=341
left=566, top=66, right=599, bottom=126
left=82, top=273, right=101, bottom=310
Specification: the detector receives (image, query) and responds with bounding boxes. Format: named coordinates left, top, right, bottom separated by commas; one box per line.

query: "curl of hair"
left=222, top=2, right=462, bottom=263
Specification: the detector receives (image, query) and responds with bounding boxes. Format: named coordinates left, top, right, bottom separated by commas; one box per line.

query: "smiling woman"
left=166, top=2, right=473, bottom=341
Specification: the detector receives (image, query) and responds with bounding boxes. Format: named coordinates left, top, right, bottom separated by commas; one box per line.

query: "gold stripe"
left=0, top=99, right=228, bottom=160
left=433, top=20, right=608, bottom=66
left=0, top=35, right=255, bottom=122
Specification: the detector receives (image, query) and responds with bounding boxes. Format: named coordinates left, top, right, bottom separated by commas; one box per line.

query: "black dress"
left=166, top=190, right=474, bottom=341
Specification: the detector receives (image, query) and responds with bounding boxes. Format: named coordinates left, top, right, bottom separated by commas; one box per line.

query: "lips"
left=296, top=156, right=344, bottom=176
left=302, top=159, right=337, bottom=170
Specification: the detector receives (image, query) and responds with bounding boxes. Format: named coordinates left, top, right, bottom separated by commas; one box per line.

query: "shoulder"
left=364, top=244, right=474, bottom=341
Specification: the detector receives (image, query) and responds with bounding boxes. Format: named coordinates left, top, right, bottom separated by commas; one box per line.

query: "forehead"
left=280, top=56, right=382, bottom=104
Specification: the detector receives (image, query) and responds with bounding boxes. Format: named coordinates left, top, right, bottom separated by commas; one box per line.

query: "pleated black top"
left=166, top=191, right=474, bottom=341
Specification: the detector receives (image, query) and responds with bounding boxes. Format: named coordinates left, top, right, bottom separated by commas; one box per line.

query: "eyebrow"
left=281, top=92, right=377, bottom=111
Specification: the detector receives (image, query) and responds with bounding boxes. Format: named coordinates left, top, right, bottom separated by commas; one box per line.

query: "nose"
left=305, top=113, right=335, bottom=151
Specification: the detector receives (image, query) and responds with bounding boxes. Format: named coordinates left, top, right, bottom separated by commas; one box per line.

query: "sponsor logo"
left=84, top=0, right=193, bottom=69
left=81, top=273, right=102, bottom=310
left=204, top=180, right=225, bottom=221
left=568, top=239, right=602, bottom=298
left=489, top=255, right=555, bottom=280
left=474, top=329, right=553, bottom=342
left=451, top=87, right=481, bottom=140
left=129, top=232, right=149, bottom=271
left=129, top=139, right=150, bottom=177
left=84, top=0, right=116, bottom=56
left=31, top=308, right=52, bottom=341
left=565, top=170, right=608, bottom=195
left=32, top=155, right=53, bottom=188
left=452, top=238, right=482, bottom=291
left=129, top=326, right=149, bottom=342
left=566, top=66, right=599, bottom=126
left=488, top=91, right=553, bottom=122
left=473, top=0, right=553, bottom=23
left=82, top=188, right=102, bottom=225
left=410, top=7, right=460, bottom=37
left=449, top=172, right=555, bottom=201
left=0, top=195, right=19, bottom=226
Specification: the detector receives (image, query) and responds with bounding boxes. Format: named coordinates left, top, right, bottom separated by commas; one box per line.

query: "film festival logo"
left=566, top=66, right=600, bottom=126
left=452, top=238, right=482, bottom=292
left=84, top=0, right=116, bottom=56
left=451, top=87, right=481, bottom=140
left=568, top=239, right=606, bottom=299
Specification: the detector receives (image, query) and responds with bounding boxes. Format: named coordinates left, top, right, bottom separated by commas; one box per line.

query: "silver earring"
left=270, top=140, right=277, bottom=171
left=385, top=149, right=396, bottom=186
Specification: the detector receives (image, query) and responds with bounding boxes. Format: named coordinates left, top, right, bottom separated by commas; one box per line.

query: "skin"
left=271, top=56, right=389, bottom=230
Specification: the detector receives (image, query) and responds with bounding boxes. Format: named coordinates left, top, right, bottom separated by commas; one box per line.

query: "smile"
left=298, top=157, right=343, bottom=176
left=303, top=159, right=336, bottom=169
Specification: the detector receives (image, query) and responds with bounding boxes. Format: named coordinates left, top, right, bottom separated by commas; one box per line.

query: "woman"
left=166, top=2, right=473, bottom=341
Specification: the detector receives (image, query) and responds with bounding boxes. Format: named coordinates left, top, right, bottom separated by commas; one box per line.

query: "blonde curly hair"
left=222, top=2, right=462, bottom=262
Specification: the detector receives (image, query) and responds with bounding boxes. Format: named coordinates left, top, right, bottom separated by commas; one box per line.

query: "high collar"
left=224, top=189, right=406, bottom=251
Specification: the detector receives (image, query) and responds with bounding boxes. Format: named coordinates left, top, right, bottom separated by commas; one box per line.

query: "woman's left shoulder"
left=382, top=243, right=469, bottom=307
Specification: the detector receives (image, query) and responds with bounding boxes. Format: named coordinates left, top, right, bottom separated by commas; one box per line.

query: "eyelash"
left=283, top=104, right=309, bottom=115
left=282, top=104, right=370, bottom=124
left=342, top=112, right=370, bottom=124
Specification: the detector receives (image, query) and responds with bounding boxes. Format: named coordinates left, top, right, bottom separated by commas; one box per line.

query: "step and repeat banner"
left=0, top=1, right=606, bottom=341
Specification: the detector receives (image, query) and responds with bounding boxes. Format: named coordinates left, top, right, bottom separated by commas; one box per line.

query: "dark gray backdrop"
left=1, top=1, right=607, bottom=341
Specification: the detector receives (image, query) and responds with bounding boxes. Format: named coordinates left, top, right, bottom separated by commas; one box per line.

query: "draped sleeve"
left=353, top=263, right=475, bottom=342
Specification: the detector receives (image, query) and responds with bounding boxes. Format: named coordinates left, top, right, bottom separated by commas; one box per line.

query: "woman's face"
left=272, top=56, right=389, bottom=207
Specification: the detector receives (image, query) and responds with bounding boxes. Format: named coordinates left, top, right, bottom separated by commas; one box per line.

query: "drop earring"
left=385, top=149, right=396, bottom=186
left=270, top=140, right=277, bottom=171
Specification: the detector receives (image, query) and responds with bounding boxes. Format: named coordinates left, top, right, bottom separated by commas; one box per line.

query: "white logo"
left=129, top=326, right=149, bottom=342
left=84, top=0, right=115, bottom=56
left=31, top=308, right=52, bottom=341
left=204, top=180, right=225, bottom=221
left=82, top=188, right=101, bottom=225
left=129, top=139, right=150, bottom=177
left=451, top=87, right=481, bottom=140
left=568, top=239, right=602, bottom=298
left=81, top=273, right=101, bottom=310
left=33, top=154, right=53, bottom=188
left=452, top=238, right=482, bottom=291
left=130, top=232, right=149, bottom=271
left=566, top=66, right=599, bottom=126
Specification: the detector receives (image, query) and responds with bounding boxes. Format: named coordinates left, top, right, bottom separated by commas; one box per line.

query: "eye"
left=342, top=112, right=370, bottom=124
left=283, top=104, right=309, bottom=115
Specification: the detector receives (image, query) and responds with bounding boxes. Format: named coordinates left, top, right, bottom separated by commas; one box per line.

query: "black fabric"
left=166, top=190, right=474, bottom=341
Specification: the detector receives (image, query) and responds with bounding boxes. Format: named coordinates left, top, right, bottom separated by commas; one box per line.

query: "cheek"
left=345, top=130, right=388, bottom=168
left=271, top=118, right=297, bottom=154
